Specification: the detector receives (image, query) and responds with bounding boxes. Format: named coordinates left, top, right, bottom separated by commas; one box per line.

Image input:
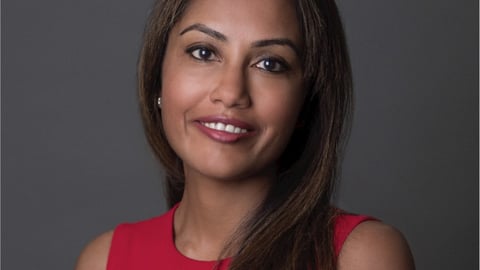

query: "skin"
left=161, top=0, right=305, bottom=260
left=161, top=0, right=304, bottom=183
left=338, top=221, right=416, bottom=270
left=75, top=0, right=415, bottom=269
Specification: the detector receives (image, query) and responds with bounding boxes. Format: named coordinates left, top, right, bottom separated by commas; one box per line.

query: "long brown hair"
left=138, top=0, right=353, bottom=269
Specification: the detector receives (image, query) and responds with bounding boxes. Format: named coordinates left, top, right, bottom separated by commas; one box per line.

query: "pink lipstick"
left=194, top=116, right=256, bottom=143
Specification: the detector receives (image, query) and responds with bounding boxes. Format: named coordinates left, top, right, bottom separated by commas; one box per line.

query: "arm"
left=75, top=230, right=114, bottom=270
left=338, top=221, right=415, bottom=270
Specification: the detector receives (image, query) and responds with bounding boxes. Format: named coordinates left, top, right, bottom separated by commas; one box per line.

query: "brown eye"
left=188, top=46, right=216, bottom=61
left=254, top=58, right=288, bottom=73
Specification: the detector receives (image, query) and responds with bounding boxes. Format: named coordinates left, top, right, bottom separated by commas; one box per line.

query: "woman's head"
left=158, top=0, right=306, bottom=188
left=139, top=0, right=351, bottom=268
left=139, top=0, right=352, bottom=206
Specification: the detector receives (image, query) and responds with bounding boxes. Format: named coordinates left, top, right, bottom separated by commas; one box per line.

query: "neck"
left=173, top=170, right=273, bottom=261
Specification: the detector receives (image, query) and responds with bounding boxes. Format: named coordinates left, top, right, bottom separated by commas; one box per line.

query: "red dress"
left=107, top=205, right=373, bottom=270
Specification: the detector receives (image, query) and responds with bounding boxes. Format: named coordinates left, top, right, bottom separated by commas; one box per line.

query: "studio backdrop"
left=2, top=0, right=478, bottom=269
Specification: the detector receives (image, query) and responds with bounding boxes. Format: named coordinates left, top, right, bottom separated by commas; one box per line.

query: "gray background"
left=2, top=0, right=478, bottom=269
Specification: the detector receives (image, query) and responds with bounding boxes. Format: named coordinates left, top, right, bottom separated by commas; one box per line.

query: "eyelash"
left=186, top=45, right=218, bottom=62
left=254, top=57, right=289, bottom=73
left=186, top=45, right=290, bottom=73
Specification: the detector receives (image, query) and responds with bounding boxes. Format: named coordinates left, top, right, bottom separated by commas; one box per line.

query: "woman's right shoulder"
left=75, top=230, right=114, bottom=270
left=74, top=207, right=176, bottom=270
left=74, top=209, right=175, bottom=270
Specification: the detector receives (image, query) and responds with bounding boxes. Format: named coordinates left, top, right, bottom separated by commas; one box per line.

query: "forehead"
left=174, top=0, right=301, bottom=43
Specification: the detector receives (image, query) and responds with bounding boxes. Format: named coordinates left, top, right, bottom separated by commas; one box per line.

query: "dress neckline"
left=166, top=204, right=232, bottom=267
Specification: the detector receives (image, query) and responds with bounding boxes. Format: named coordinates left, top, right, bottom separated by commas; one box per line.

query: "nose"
left=209, top=65, right=251, bottom=109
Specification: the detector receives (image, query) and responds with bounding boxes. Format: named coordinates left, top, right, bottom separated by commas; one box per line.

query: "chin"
left=188, top=162, right=271, bottom=182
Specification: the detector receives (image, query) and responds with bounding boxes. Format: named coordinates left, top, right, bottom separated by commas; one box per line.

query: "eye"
left=187, top=46, right=217, bottom=61
left=254, top=58, right=289, bottom=73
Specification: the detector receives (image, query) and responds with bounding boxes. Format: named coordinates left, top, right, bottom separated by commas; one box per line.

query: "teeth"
left=201, top=122, right=248, bottom=134
left=216, top=123, right=225, bottom=130
left=225, top=124, right=235, bottom=132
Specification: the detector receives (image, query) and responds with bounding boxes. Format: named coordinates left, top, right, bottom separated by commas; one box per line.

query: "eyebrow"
left=179, top=23, right=300, bottom=56
left=252, top=39, right=301, bottom=57
left=180, top=23, right=227, bottom=41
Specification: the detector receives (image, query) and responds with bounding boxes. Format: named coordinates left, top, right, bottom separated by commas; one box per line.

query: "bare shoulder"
left=338, top=221, right=415, bottom=270
left=75, top=230, right=114, bottom=270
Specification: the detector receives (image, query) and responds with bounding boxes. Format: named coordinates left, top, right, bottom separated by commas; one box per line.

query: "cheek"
left=160, top=55, right=191, bottom=146
left=252, top=80, right=305, bottom=159
left=160, top=53, right=215, bottom=154
left=254, top=79, right=304, bottom=131
left=161, top=57, right=217, bottom=108
left=161, top=54, right=209, bottom=114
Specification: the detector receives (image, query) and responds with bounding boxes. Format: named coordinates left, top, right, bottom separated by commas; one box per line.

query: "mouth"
left=194, top=116, right=256, bottom=143
left=199, top=122, right=248, bottom=134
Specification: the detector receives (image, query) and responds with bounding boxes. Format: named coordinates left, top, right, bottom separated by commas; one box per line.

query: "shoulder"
left=337, top=220, right=415, bottom=270
left=74, top=217, right=163, bottom=270
left=74, top=211, right=174, bottom=270
left=75, top=230, right=114, bottom=270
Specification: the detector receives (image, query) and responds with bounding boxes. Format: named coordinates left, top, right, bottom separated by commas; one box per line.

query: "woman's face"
left=161, top=0, right=304, bottom=181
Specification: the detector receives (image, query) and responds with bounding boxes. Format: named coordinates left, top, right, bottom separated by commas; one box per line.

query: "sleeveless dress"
left=107, top=205, right=373, bottom=270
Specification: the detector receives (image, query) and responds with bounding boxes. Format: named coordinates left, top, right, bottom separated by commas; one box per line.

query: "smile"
left=200, top=122, right=248, bottom=134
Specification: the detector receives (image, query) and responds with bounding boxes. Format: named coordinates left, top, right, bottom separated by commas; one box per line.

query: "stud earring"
left=157, top=97, right=161, bottom=108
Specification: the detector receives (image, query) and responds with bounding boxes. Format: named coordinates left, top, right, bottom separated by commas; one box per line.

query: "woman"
left=76, top=0, right=415, bottom=269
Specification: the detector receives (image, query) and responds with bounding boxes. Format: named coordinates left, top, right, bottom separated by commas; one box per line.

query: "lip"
left=194, top=115, right=256, bottom=143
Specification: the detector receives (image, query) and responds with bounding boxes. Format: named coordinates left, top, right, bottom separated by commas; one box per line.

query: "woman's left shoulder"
left=337, top=220, right=415, bottom=270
